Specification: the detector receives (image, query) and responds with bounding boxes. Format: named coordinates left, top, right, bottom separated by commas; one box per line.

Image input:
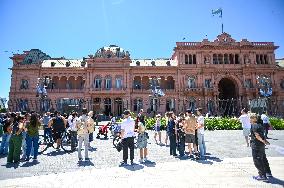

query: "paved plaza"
left=0, top=130, right=284, bottom=187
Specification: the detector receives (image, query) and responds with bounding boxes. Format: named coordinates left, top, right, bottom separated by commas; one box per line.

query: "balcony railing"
left=47, top=89, right=84, bottom=93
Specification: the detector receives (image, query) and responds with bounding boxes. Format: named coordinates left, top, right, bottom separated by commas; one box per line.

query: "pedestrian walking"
left=250, top=113, right=272, bottom=181
left=239, top=108, right=251, bottom=147
left=119, top=110, right=135, bottom=166
left=76, top=108, right=89, bottom=160
left=177, top=113, right=186, bottom=158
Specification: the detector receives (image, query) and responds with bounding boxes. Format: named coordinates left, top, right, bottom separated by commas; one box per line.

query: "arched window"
left=134, top=98, right=143, bottom=112
left=166, top=98, right=175, bottom=111
left=188, top=98, right=196, bottom=112
left=185, top=55, right=188, bottom=64
left=115, top=76, right=123, bottom=89
left=189, top=54, right=192, bottom=64
left=20, top=79, right=29, bottom=90
left=235, top=54, right=240, bottom=64
left=218, top=54, right=223, bottom=64
left=193, top=54, right=196, bottom=64
left=94, top=76, right=102, bottom=89
left=213, top=54, right=218, bottom=64
left=224, top=54, right=229, bottom=64
left=187, top=76, right=196, bottom=88
left=105, top=76, right=112, bottom=90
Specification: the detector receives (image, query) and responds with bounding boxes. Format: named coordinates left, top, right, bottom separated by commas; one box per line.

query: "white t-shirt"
left=239, top=114, right=251, bottom=129
left=68, top=115, right=77, bottom=131
left=197, top=115, right=205, bottom=135
left=121, top=117, right=135, bottom=138
left=261, top=114, right=270, bottom=124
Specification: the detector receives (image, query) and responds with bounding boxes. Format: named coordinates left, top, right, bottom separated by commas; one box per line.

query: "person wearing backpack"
left=48, top=111, right=66, bottom=149
left=76, top=108, right=89, bottom=160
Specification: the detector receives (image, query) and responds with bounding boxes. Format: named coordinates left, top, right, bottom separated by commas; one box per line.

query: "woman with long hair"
left=25, top=113, right=41, bottom=160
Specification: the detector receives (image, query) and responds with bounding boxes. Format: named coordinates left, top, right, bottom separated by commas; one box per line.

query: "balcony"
left=47, top=89, right=84, bottom=93
left=184, top=87, right=203, bottom=94
left=89, top=88, right=126, bottom=94
left=132, top=88, right=176, bottom=94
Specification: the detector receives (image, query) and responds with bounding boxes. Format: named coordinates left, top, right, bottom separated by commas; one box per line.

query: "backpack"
left=52, top=117, right=65, bottom=132
left=77, top=116, right=88, bottom=136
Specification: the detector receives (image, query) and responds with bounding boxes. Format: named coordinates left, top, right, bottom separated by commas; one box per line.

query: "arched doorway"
left=218, top=78, right=237, bottom=99
left=114, top=98, right=123, bottom=117
left=218, top=78, right=238, bottom=116
left=104, top=98, right=112, bottom=116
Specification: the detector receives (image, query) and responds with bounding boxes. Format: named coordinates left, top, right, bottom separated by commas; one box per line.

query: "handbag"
left=116, top=141, right=123, bottom=152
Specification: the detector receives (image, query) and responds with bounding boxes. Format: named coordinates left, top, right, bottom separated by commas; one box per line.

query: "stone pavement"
left=1, top=157, right=284, bottom=188
left=0, top=130, right=284, bottom=187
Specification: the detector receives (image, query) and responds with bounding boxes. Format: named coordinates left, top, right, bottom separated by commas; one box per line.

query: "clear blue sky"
left=1, top=0, right=284, bottom=103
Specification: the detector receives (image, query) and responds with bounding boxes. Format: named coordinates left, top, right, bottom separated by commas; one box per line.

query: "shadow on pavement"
left=45, top=150, right=66, bottom=156
left=143, top=160, right=156, bottom=167
left=121, top=163, right=144, bottom=171
left=77, top=160, right=94, bottom=167
left=0, top=154, right=7, bottom=159
left=195, top=160, right=213, bottom=165
left=21, top=160, right=40, bottom=167
left=4, top=162, right=20, bottom=169
left=206, top=155, right=223, bottom=162
left=268, top=177, right=284, bottom=186
left=88, top=147, right=97, bottom=152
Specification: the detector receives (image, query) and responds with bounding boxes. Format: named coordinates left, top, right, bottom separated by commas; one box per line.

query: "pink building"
left=8, top=33, right=284, bottom=116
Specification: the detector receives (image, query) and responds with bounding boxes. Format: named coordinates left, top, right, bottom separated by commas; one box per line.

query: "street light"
left=36, top=76, right=51, bottom=113
left=148, top=77, right=165, bottom=115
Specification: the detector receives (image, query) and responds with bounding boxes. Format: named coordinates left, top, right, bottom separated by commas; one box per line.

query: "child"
left=137, top=122, right=149, bottom=163
left=250, top=113, right=272, bottom=181
left=154, top=114, right=162, bottom=145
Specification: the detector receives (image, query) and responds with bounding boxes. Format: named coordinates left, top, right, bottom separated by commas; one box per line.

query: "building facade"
left=8, top=33, right=284, bottom=116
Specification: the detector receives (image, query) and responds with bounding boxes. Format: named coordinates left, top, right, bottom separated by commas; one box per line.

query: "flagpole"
left=222, top=23, right=224, bottom=33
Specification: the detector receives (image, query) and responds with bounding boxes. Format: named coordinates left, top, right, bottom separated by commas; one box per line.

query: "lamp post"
left=256, top=75, right=273, bottom=115
left=149, top=77, right=165, bottom=115
left=36, top=76, right=51, bottom=113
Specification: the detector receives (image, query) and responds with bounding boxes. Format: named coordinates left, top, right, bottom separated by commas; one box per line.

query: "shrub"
left=269, top=117, right=284, bottom=130
left=205, top=117, right=242, bottom=130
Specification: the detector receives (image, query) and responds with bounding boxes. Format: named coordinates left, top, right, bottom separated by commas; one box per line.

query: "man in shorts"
left=184, top=109, right=197, bottom=158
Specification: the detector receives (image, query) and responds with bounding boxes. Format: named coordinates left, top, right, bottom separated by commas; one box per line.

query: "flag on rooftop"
left=212, top=8, right=222, bottom=18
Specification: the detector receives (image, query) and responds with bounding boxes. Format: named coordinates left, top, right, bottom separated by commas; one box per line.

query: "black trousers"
left=169, top=134, right=177, bottom=155
left=122, top=137, right=134, bottom=162
left=252, top=146, right=271, bottom=176
left=263, top=123, right=269, bottom=138
left=178, top=134, right=185, bottom=156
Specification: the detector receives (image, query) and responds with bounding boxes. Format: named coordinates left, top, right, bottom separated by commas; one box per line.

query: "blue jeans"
left=70, top=131, right=77, bottom=150
left=26, top=135, right=39, bottom=159
left=197, top=133, right=206, bottom=159
left=44, top=127, right=52, bottom=142
left=0, top=133, right=11, bottom=155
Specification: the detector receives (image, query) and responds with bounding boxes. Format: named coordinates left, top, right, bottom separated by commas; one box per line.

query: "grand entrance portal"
left=218, top=78, right=238, bottom=116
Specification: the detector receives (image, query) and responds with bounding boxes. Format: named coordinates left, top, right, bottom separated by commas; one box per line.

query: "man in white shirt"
left=239, top=108, right=251, bottom=147
left=120, top=110, right=135, bottom=166
left=196, top=108, right=206, bottom=160
left=261, top=111, right=271, bottom=138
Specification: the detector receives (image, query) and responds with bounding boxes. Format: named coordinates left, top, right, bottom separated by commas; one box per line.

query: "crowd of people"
left=0, top=107, right=273, bottom=182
